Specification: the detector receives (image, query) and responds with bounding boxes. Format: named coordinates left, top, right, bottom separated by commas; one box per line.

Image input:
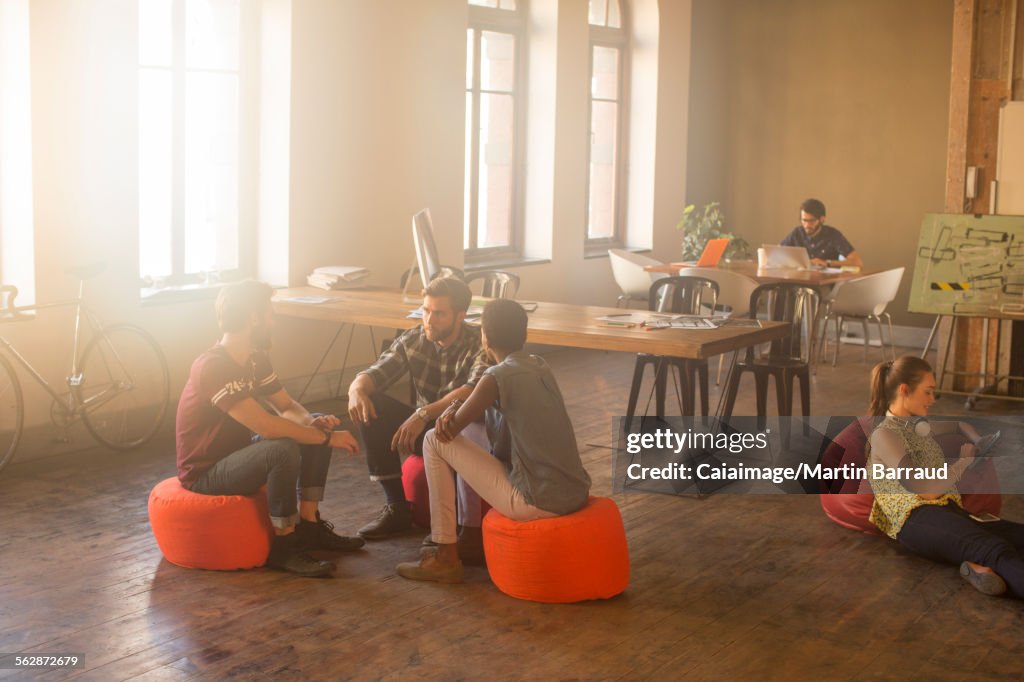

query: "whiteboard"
left=908, top=213, right=1024, bottom=318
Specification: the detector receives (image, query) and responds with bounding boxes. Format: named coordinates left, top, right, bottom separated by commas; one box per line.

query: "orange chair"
left=148, top=477, right=274, bottom=570
left=403, top=455, right=494, bottom=531
left=402, top=455, right=432, bottom=529
left=482, top=496, right=630, bottom=603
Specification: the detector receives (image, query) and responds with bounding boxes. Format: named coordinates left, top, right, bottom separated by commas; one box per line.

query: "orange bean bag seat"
left=402, top=455, right=493, bottom=530
left=148, top=477, right=274, bottom=570
left=402, top=455, right=432, bottom=529
left=819, top=418, right=1002, bottom=535
left=482, top=496, right=630, bottom=603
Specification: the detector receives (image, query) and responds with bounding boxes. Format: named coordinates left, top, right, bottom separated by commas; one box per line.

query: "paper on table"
left=281, top=295, right=333, bottom=304
left=409, top=305, right=483, bottom=319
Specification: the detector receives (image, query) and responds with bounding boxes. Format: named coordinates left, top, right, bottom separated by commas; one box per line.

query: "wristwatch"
left=415, top=407, right=431, bottom=423
left=320, top=430, right=332, bottom=446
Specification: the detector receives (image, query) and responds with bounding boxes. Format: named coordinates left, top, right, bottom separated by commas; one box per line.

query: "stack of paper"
left=307, top=265, right=370, bottom=290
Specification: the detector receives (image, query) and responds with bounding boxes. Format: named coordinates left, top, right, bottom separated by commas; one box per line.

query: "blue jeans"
left=897, top=502, right=1024, bottom=598
left=190, top=438, right=332, bottom=528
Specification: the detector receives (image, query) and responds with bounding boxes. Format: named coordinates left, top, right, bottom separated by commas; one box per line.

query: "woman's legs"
left=897, top=504, right=1024, bottom=597
left=421, top=429, right=554, bottom=546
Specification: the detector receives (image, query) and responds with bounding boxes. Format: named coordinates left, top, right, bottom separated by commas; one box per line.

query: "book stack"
left=307, top=265, right=370, bottom=290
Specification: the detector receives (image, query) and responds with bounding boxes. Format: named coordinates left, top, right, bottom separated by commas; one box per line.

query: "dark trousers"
left=356, top=393, right=430, bottom=481
left=191, top=438, right=332, bottom=528
left=897, top=503, right=1024, bottom=598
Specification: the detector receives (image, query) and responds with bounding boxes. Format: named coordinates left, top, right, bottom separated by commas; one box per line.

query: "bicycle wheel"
left=78, top=324, right=170, bottom=450
left=0, top=353, right=24, bottom=473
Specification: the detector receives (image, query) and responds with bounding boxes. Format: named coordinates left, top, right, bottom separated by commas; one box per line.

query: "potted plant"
left=676, top=202, right=752, bottom=262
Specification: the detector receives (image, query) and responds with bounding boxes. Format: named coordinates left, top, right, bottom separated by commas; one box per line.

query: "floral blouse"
left=867, top=418, right=961, bottom=539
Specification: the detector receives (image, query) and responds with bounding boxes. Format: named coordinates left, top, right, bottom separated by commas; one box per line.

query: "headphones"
left=887, top=412, right=931, bottom=437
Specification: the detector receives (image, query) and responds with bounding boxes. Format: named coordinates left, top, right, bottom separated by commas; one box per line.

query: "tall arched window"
left=586, top=0, right=628, bottom=249
left=0, top=0, right=36, bottom=302
left=138, top=0, right=252, bottom=286
left=465, top=0, right=527, bottom=260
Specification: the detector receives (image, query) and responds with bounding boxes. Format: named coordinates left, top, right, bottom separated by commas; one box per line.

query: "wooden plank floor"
left=1, top=344, right=1022, bottom=681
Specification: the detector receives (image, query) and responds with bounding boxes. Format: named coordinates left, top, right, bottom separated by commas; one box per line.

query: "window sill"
left=583, top=244, right=651, bottom=260
left=464, top=255, right=551, bottom=272
left=140, top=283, right=227, bottom=306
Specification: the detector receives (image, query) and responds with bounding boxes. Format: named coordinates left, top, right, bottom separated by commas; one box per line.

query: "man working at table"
left=347, top=277, right=491, bottom=552
left=781, top=198, right=863, bottom=268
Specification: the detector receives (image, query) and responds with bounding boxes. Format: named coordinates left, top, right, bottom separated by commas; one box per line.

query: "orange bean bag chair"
left=148, top=477, right=274, bottom=570
left=402, top=455, right=432, bottom=529
left=819, top=418, right=1002, bottom=535
left=483, top=496, right=630, bottom=603
left=402, top=455, right=493, bottom=530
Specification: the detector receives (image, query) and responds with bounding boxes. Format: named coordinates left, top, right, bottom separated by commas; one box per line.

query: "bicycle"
left=0, top=264, right=170, bottom=473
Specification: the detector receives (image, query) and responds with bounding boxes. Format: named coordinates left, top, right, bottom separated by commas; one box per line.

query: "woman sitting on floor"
left=396, top=299, right=592, bottom=583
left=866, top=355, right=1024, bottom=597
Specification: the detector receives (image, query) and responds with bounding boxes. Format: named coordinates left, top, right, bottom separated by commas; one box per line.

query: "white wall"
left=12, top=0, right=695, bottom=461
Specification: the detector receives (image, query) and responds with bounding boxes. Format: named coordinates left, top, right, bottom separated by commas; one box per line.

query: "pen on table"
left=601, top=321, right=636, bottom=328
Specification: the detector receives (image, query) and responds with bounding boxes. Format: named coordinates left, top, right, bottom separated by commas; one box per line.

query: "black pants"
left=190, top=438, right=332, bottom=528
left=897, top=503, right=1024, bottom=598
left=355, top=393, right=431, bottom=481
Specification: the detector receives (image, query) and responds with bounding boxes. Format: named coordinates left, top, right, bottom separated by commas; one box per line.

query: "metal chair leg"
left=817, top=312, right=832, bottom=365
left=870, top=315, right=883, bottom=363
left=884, top=312, right=896, bottom=362
left=832, top=315, right=844, bottom=367
left=861, top=318, right=870, bottom=362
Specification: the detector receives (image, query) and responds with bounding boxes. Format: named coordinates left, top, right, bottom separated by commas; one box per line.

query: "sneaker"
left=357, top=502, right=414, bottom=540
left=960, top=561, right=1007, bottom=596
left=297, top=515, right=366, bottom=553
left=396, top=547, right=464, bottom=583
left=266, top=533, right=335, bottom=578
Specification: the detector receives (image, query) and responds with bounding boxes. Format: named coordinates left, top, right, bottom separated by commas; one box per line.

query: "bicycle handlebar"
left=0, top=285, right=83, bottom=324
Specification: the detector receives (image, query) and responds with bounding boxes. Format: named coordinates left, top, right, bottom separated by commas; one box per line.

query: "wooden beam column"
left=943, top=0, right=1020, bottom=394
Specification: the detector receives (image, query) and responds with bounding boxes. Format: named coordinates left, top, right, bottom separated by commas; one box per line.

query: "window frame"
left=584, top=0, right=631, bottom=255
left=137, top=0, right=255, bottom=289
left=464, top=1, right=529, bottom=264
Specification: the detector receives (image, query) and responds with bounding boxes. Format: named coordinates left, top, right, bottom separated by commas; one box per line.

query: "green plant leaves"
left=675, top=201, right=752, bottom=261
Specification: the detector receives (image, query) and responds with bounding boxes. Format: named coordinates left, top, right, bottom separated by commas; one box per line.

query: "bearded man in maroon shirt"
left=176, top=280, right=361, bottom=577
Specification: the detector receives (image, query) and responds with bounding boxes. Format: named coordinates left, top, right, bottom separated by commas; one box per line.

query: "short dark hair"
left=800, top=198, right=826, bottom=219
left=423, top=276, right=472, bottom=313
left=482, top=299, right=528, bottom=352
left=216, top=280, right=274, bottom=333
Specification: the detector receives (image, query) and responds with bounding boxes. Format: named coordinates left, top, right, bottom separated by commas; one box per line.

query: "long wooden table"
left=644, top=260, right=874, bottom=287
left=273, top=286, right=790, bottom=361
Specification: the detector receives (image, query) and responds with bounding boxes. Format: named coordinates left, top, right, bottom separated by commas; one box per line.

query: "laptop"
left=679, top=238, right=730, bottom=268
left=759, top=244, right=811, bottom=270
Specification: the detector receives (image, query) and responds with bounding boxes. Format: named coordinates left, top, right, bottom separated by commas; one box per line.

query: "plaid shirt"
left=359, top=323, right=489, bottom=407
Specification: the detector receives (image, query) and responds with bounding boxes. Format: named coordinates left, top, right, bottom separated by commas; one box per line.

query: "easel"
left=923, top=314, right=1024, bottom=409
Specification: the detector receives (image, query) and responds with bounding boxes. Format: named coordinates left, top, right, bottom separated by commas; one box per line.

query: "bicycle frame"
left=0, top=278, right=108, bottom=417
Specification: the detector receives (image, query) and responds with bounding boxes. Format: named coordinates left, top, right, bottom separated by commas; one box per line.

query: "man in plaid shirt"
left=348, top=277, right=490, bottom=543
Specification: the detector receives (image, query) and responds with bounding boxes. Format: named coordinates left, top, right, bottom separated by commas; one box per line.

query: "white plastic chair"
left=682, top=267, right=760, bottom=383
left=681, top=267, right=760, bottom=318
left=608, top=249, right=667, bottom=307
left=818, top=267, right=905, bottom=366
